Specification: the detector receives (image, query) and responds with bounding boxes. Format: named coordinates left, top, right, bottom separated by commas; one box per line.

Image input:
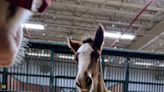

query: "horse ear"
left=93, top=24, right=104, bottom=51
left=67, top=37, right=81, bottom=53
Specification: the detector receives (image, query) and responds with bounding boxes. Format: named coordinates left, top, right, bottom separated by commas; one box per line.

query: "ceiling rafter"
left=32, top=13, right=144, bottom=28
left=63, top=0, right=164, bottom=12
left=54, top=2, right=154, bottom=20
left=52, top=14, right=144, bottom=28
left=27, top=0, right=164, bottom=51
left=129, top=20, right=164, bottom=50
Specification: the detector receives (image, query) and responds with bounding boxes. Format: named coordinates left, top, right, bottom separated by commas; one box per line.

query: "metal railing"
left=0, top=41, right=164, bottom=92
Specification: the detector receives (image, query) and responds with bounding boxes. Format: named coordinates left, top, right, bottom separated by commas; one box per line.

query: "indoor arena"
left=0, top=0, right=164, bottom=92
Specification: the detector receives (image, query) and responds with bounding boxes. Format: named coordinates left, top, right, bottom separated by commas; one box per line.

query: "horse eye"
left=91, top=51, right=100, bottom=59
left=86, top=76, right=92, bottom=87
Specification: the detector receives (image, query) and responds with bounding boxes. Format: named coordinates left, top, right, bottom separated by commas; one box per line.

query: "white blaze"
left=77, top=43, right=93, bottom=76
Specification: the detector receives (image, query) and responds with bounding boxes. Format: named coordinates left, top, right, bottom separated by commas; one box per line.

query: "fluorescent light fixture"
left=27, top=52, right=50, bottom=57
left=104, top=31, right=135, bottom=40
left=134, top=62, right=164, bottom=67
left=21, top=23, right=44, bottom=30
left=58, top=55, right=74, bottom=59
left=158, top=64, right=164, bottom=67
left=104, top=59, right=108, bottom=62
left=100, top=58, right=108, bottom=62
left=134, top=62, right=153, bottom=66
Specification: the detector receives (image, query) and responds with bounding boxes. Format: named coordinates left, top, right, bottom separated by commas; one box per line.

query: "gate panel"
left=1, top=43, right=164, bottom=92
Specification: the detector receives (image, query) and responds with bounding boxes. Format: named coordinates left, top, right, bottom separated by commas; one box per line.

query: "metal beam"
left=54, top=2, right=154, bottom=20
left=48, top=23, right=95, bottom=31
left=85, top=0, right=164, bottom=12
left=32, top=13, right=144, bottom=28
left=129, top=20, right=164, bottom=50
left=54, top=14, right=144, bottom=28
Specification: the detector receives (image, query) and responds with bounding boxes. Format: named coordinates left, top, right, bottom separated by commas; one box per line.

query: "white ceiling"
left=26, top=0, right=164, bottom=52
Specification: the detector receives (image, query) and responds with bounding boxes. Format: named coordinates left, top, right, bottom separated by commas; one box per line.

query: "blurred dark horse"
left=0, top=0, right=51, bottom=67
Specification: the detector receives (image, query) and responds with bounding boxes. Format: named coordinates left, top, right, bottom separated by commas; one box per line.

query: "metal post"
left=124, top=58, right=130, bottom=92
left=49, top=50, right=54, bottom=92
left=54, top=77, right=57, bottom=92
left=101, top=55, right=105, bottom=75
left=2, top=68, right=8, bottom=91
left=26, top=56, right=29, bottom=91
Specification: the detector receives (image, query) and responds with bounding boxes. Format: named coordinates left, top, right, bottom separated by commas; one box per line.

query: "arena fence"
left=0, top=41, right=164, bottom=92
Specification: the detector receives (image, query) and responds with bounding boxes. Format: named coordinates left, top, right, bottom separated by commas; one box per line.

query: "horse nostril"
left=86, top=76, right=92, bottom=87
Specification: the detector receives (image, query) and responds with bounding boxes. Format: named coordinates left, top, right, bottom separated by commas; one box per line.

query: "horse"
left=67, top=24, right=111, bottom=92
left=0, top=0, right=51, bottom=67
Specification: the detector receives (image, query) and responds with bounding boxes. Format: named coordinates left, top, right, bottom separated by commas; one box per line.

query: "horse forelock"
left=82, top=38, right=94, bottom=44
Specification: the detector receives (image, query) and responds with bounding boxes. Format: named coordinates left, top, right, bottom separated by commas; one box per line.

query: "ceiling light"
left=104, top=59, right=108, bottom=62
left=21, top=23, right=44, bottom=30
left=42, top=33, right=46, bottom=36
left=104, top=31, right=135, bottom=40
left=27, top=52, right=50, bottom=57
left=134, top=62, right=153, bottom=66
left=100, top=58, right=108, bottom=62
left=159, top=64, right=164, bottom=67
left=58, top=55, right=74, bottom=59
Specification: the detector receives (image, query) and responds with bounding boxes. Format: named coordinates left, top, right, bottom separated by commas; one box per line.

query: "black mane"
left=82, top=38, right=98, bottom=51
left=82, top=38, right=94, bottom=44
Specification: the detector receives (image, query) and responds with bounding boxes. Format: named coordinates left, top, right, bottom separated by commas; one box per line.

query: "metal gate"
left=0, top=42, right=164, bottom=92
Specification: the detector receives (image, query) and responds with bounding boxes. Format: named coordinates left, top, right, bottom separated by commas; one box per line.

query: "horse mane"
left=82, top=38, right=94, bottom=44
left=82, top=38, right=99, bottom=51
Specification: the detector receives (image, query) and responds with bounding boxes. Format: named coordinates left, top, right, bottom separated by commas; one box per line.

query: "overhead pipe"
left=111, top=0, right=154, bottom=47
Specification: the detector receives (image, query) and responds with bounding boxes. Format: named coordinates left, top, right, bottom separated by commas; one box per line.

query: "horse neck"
left=96, top=61, right=109, bottom=92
